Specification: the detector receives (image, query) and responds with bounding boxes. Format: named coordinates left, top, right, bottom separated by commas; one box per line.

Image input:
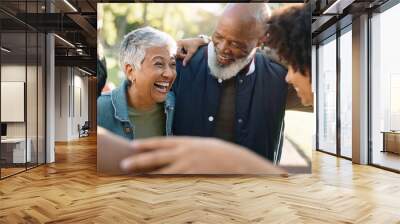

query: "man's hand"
left=176, top=38, right=208, bottom=66
left=120, top=137, right=288, bottom=175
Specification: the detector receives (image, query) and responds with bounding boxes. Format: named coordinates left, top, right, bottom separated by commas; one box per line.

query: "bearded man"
left=172, top=3, right=288, bottom=163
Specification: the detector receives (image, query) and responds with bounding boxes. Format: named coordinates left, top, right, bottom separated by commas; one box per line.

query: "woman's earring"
left=128, top=77, right=134, bottom=86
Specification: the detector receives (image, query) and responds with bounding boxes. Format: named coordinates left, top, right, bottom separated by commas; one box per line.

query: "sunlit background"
left=98, top=3, right=288, bottom=88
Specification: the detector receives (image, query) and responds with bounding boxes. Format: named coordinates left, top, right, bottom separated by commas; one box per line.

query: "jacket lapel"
left=111, top=80, right=130, bottom=123
left=204, top=46, right=221, bottom=136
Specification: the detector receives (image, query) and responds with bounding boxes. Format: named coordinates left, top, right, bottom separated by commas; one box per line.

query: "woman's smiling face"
left=127, top=46, right=176, bottom=104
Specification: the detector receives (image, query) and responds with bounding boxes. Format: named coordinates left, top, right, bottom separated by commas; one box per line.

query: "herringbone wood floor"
left=1, top=135, right=400, bottom=224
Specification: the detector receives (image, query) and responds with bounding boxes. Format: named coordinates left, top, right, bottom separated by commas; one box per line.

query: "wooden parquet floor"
left=1, top=135, right=400, bottom=224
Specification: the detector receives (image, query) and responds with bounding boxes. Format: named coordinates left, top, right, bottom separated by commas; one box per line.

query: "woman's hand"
left=120, top=136, right=288, bottom=175
left=176, top=38, right=208, bottom=66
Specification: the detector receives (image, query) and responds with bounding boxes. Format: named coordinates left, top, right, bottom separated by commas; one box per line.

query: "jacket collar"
left=111, top=79, right=130, bottom=122
left=165, top=91, right=175, bottom=111
left=111, top=79, right=175, bottom=122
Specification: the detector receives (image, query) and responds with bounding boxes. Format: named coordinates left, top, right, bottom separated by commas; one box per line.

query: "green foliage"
left=98, top=3, right=288, bottom=87
left=99, top=3, right=224, bottom=87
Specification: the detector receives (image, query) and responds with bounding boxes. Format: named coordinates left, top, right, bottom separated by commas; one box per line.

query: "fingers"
left=131, top=137, right=176, bottom=153
left=132, top=136, right=194, bottom=153
left=120, top=148, right=179, bottom=173
left=150, top=162, right=186, bottom=174
left=182, top=49, right=195, bottom=67
left=176, top=46, right=187, bottom=59
left=177, top=47, right=194, bottom=67
left=176, top=51, right=186, bottom=60
left=176, top=40, right=183, bottom=54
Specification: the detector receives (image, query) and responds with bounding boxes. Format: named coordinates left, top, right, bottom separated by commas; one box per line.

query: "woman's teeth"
left=155, top=81, right=169, bottom=87
left=154, top=81, right=170, bottom=93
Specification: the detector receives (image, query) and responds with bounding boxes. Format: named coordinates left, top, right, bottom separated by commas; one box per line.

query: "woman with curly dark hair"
left=265, top=3, right=312, bottom=105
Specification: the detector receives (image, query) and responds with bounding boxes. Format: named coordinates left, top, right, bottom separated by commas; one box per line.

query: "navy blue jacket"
left=172, top=45, right=288, bottom=163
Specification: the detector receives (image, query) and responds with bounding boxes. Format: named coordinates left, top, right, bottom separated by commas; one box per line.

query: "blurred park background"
left=97, top=3, right=313, bottom=172
left=97, top=3, right=288, bottom=89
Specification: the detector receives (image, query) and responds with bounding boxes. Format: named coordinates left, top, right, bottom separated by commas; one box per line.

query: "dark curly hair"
left=265, top=3, right=311, bottom=76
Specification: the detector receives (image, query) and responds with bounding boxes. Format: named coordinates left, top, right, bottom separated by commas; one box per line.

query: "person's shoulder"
left=97, top=91, right=116, bottom=127
left=176, top=45, right=207, bottom=70
left=256, top=52, right=287, bottom=81
left=257, top=52, right=286, bottom=71
left=98, top=91, right=111, bottom=102
left=191, top=45, right=208, bottom=62
left=97, top=91, right=113, bottom=110
left=269, top=60, right=287, bottom=75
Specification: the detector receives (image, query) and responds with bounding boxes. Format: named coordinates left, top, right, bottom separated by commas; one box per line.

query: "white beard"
left=207, top=42, right=256, bottom=81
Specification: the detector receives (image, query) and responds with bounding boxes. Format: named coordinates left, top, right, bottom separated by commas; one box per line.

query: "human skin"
left=121, top=136, right=287, bottom=175
left=125, top=46, right=176, bottom=111
left=119, top=4, right=308, bottom=175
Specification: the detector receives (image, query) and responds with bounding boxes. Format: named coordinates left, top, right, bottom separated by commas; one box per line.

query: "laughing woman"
left=97, top=27, right=177, bottom=140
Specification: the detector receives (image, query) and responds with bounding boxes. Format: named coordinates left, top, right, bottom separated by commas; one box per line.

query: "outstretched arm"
left=176, top=36, right=209, bottom=66
left=120, top=136, right=288, bottom=175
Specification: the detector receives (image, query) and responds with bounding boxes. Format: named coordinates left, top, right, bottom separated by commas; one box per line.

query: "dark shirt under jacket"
left=172, top=45, right=288, bottom=163
left=214, top=76, right=236, bottom=142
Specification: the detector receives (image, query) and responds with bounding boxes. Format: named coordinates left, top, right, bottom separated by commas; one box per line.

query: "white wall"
left=54, top=66, right=69, bottom=141
left=72, top=73, right=89, bottom=138
left=1, top=65, right=29, bottom=138
left=1, top=64, right=46, bottom=164
left=54, top=67, right=89, bottom=141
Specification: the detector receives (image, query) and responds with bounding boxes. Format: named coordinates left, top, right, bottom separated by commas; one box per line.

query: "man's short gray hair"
left=119, top=26, right=176, bottom=72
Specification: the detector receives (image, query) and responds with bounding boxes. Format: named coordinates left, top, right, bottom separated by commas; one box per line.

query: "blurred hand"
left=176, top=38, right=208, bottom=66
left=120, top=137, right=288, bottom=175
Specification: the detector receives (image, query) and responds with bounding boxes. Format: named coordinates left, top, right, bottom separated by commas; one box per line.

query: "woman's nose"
left=163, top=66, right=176, bottom=79
left=285, top=69, right=293, bottom=84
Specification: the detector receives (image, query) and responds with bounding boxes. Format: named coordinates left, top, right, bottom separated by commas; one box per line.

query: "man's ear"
left=124, top=64, right=136, bottom=81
